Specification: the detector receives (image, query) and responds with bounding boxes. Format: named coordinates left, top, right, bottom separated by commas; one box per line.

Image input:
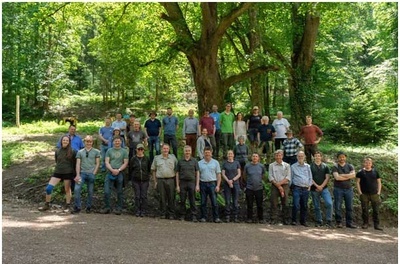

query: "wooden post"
left=16, top=95, right=20, bottom=128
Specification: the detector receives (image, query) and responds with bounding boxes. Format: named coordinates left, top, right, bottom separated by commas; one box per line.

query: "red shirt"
left=200, top=116, right=215, bottom=135
left=299, top=125, right=323, bottom=144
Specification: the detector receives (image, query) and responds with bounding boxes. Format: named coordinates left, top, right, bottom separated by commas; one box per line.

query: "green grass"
left=2, top=140, right=54, bottom=168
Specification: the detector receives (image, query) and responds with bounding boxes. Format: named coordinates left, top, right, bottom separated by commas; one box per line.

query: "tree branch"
left=222, top=65, right=280, bottom=89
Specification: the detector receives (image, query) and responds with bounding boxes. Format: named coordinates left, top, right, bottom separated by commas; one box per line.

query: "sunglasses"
left=137, top=148, right=144, bottom=151
left=86, top=151, right=89, bottom=158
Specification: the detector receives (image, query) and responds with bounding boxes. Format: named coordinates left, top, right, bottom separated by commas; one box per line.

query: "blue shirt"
left=162, top=115, right=179, bottom=135
left=112, top=120, right=127, bottom=135
left=291, top=162, right=313, bottom=187
left=144, top=118, right=162, bottom=137
left=210, top=112, right=221, bottom=130
left=198, top=158, right=221, bottom=182
left=57, top=134, right=84, bottom=152
left=99, top=126, right=114, bottom=146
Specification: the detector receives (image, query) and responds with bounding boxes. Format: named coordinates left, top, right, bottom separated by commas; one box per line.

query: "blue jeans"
left=223, top=183, right=240, bottom=217
left=148, top=136, right=160, bottom=163
left=74, top=172, right=95, bottom=209
left=104, top=172, right=124, bottom=210
left=100, top=145, right=109, bottom=171
left=292, top=186, right=310, bottom=224
left=311, top=188, right=333, bottom=223
left=333, top=187, right=353, bottom=225
left=200, top=181, right=219, bottom=220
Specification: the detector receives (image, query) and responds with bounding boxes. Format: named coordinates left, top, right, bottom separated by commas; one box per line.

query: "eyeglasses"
left=137, top=148, right=144, bottom=151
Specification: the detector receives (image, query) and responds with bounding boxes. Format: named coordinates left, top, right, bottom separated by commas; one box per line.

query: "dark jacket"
left=129, top=155, right=151, bottom=182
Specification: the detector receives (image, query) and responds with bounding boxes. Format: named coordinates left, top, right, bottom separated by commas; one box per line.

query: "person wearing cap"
left=108, top=127, right=126, bottom=148
left=332, top=151, right=357, bottom=228
left=72, top=135, right=101, bottom=214
left=129, top=143, right=151, bottom=217
left=144, top=111, right=162, bottom=164
left=112, top=113, right=127, bottom=138
left=162, top=107, right=179, bottom=158
left=220, top=103, right=235, bottom=159
left=299, top=115, right=323, bottom=164
left=182, top=109, right=200, bottom=158
left=127, top=121, right=148, bottom=161
left=272, top=111, right=290, bottom=150
left=246, top=106, right=262, bottom=153
left=281, top=129, right=303, bottom=165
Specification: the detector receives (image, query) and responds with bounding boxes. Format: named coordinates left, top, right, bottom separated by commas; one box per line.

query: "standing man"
left=268, top=150, right=291, bottom=225
left=198, top=146, right=222, bottom=223
left=151, top=143, right=178, bottom=220
left=282, top=130, right=303, bottom=165
left=99, top=118, right=114, bottom=172
left=129, top=143, right=151, bottom=217
left=257, top=116, right=276, bottom=163
left=196, top=128, right=212, bottom=160
left=220, top=103, right=235, bottom=159
left=101, top=137, right=129, bottom=215
left=272, top=111, right=290, bottom=150
left=162, top=107, right=179, bottom=158
left=72, top=135, right=100, bottom=214
left=299, top=115, right=323, bottom=164
left=57, top=124, right=84, bottom=152
left=127, top=121, right=148, bottom=161
left=112, top=113, right=127, bottom=138
left=310, top=151, right=333, bottom=227
left=176, top=145, right=199, bottom=222
left=291, top=151, right=313, bottom=226
left=246, top=106, right=262, bottom=153
left=210, top=105, right=221, bottom=158
left=332, top=151, right=357, bottom=228
left=199, top=109, right=216, bottom=155
left=144, top=111, right=162, bottom=164
left=182, top=109, right=199, bottom=157
left=356, top=157, right=383, bottom=230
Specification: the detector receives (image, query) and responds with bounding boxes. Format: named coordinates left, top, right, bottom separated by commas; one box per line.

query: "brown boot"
left=38, top=202, right=50, bottom=211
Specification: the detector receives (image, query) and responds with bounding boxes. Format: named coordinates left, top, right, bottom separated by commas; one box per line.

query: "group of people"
left=37, top=106, right=383, bottom=230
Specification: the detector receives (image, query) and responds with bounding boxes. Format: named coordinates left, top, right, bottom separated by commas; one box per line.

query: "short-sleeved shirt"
left=99, top=126, right=114, bottom=146
left=76, top=148, right=101, bottom=173
left=245, top=163, right=265, bottom=191
left=127, top=130, right=147, bottom=148
left=199, top=116, right=215, bottom=135
left=258, top=124, right=276, bottom=142
left=356, top=169, right=380, bottom=194
left=198, top=158, right=221, bottom=182
left=144, top=118, right=162, bottom=136
left=220, top=112, right=235, bottom=133
left=177, top=158, right=199, bottom=182
left=210, top=112, right=221, bottom=130
left=54, top=148, right=77, bottom=174
left=247, top=114, right=262, bottom=130
left=112, top=120, right=127, bottom=135
left=222, top=160, right=240, bottom=184
left=151, top=154, right=177, bottom=178
left=272, top=118, right=290, bottom=139
left=332, top=163, right=355, bottom=189
left=310, top=162, right=330, bottom=191
left=105, top=147, right=129, bottom=171
left=57, top=134, right=84, bottom=152
left=162, top=116, right=179, bottom=135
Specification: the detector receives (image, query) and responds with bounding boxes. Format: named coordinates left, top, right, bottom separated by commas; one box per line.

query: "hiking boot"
left=225, top=216, right=230, bottom=223
left=38, top=202, right=50, bottom=211
left=291, top=221, right=298, bottom=226
left=85, top=207, right=92, bottom=214
left=336, top=222, right=343, bottom=228
left=233, top=217, right=240, bottom=223
left=71, top=208, right=81, bottom=214
left=114, top=209, right=122, bottom=215
left=135, top=211, right=141, bottom=217
left=326, top=221, right=335, bottom=228
left=199, top=218, right=206, bottom=223
left=63, top=203, right=71, bottom=213
left=315, top=221, right=323, bottom=227
left=374, top=225, right=383, bottom=231
left=301, top=222, right=309, bottom=227
left=100, top=208, right=111, bottom=214
left=346, top=224, right=357, bottom=229
left=362, top=223, right=369, bottom=229
left=246, top=219, right=253, bottom=224
left=192, top=217, right=198, bottom=223
left=214, top=218, right=222, bottom=223
left=259, top=220, right=267, bottom=224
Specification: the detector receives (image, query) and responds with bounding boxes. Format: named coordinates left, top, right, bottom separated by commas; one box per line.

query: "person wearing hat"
left=332, top=151, right=357, bottom=228
left=281, top=129, right=303, bottom=165
left=144, top=111, right=162, bottom=164
left=272, top=111, right=290, bottom=150
left=129, top=143, right=151, bottom=217
left=246, top=106, right=262, bottom=153
left=108, top=127, right=126, bottom=149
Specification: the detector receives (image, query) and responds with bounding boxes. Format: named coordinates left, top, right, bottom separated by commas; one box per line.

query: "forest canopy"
left=2, top=2, right=398, bottom=145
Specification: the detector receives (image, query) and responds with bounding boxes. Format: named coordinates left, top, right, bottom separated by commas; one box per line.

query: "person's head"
left=149, top=111, right=157, bottom=119
left=314, top=151, right=323, bottom=163
left=162, top=143, right=170, bottom=156
left=129, top=114, right=136, bottom=123
left=203, top=146, right=212, bottom=160
left=105, top=118, right=111, bottom=126
left=84, top=135, right=93, bottom=148
left=285, top=129, right=293, bottom=139
left=188, top=109, right=194, bottom=117
left=274, top=149, right=284, bottom=163
left=238, top=135, right=245, bottom=145
left=261, top=116, right=269, bottom=124
left=277, top=111, right=283, bottom=119
left=133, top=121, right=141, bottom=131
left=201, top=128, right=208, bottom=136
left=60, top=135, right=71, bottom=149
left=363, top=157, right=373, bottom=170
left=68, top=125, right=76, bottom=136
left=113, top=137, right=122, bottom=148
left=251, top=153, right=260, bottom=164
left=184, top=145, right=192, bottom=158
left=225, top=103, right=232, bottom=111
left=252, top=106, right=259, bottom=114
left=236, top=112, right=243, bottom=121
left=212, top=105, right=218, bottom=112
left=113, top=127, right=121, bottom=135
left=306, top=115, right=312, bottom=125
left=297, top=151, right=306, bottom=164
left=115, top=113, right=122, bottom=121
left=227, top=150, right=234, bottom=160
left=204, top=109, right=210, bottom=116
left=167, top=107, right=173, bottom=116
left=336, top=151, right=347, bottom=164
left=136, top=143, right=145, bottom=156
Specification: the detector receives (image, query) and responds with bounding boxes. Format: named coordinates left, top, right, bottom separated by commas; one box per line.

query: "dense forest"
left=2, top=2, right=398, bottom=145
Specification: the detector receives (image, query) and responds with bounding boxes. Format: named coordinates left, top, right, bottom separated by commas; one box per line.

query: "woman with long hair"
left=233, top=112, right=247, bottom=144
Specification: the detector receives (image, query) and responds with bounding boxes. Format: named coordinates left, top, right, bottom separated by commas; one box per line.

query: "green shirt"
left=76, top=148, right=101, bottom=173
left=105, top=147, right=129, bottom=171
left=220, top=111, right=235, bottom=133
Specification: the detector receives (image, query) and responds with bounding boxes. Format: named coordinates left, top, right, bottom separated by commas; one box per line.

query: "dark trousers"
left=164, top=134, right=178, bottom=158
left=157, top=178, right=176, bottom=217
left=200, top=181, right=219, bottom=220
left=292, top=186, right=310, bottom=224
left=334, top=187, right=353, bottom=226
left=360, top=193, right=380, bottom=226
left=223, top=183, right=240, bottom=218
left=132, top=180, right=149, bottom=214
left=178, top=181, right=197, bottom=218
left=221, top=132, right=234, bottom=158
left=275, top=138, right=285, bottom=150
left=214, top=129, right=221, bottom=158
left=304, top=144, right=317, bottom=164
left=270, top=184, right=290, bottom=223
left=246, top=189, right=264, bottom=221
left=185, top=134, right=197, bottom=157
left=283, top=155, right=297, bottom=165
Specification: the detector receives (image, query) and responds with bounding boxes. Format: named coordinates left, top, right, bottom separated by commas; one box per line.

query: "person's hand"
left=176, top=186, right=180, bottom=193
left=215, top=186, right=220, bottom=193
left=195, top=185, right=200, bottom=192
left=74, top=175, right=81, bottom=183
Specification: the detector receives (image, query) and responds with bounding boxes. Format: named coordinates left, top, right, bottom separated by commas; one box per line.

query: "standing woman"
left=39, top=136, right=77, bottom=211
left=222, top=150, right=241, bottom=223
left=233, top=112, right=247, bottom=144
